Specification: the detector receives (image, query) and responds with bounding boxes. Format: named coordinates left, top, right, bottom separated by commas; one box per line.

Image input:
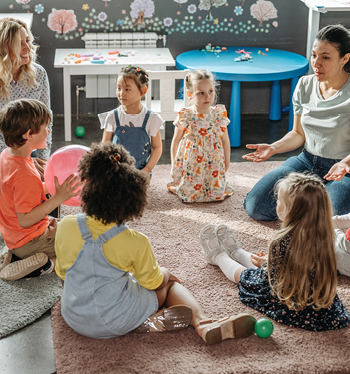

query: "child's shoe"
left=195, top=314, right=257, bottom=345
left=199, top=224, right=225, bottom=265
left=332, top=213, right=350, bottom=230
left=0, top=248, right=12, bottom=272
left=215, top=224, right=243, bottom=260
left=133, top=305, right=193, bottom=333
left=0, top=252, right=49, bottom=281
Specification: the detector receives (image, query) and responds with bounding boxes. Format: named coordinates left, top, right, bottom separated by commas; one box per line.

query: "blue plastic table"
left=176, top=47, right=309, bottom=147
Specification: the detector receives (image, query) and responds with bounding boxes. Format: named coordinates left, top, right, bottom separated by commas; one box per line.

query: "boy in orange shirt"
left=0, top=99, right=80, bottom=280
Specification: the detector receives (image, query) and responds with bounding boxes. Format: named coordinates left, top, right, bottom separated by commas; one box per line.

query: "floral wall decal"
left=130, top=0, right=155, bottom=27
left=47, top=8, right=78, bottom=35
left=199, top=0, right=226, bottom=21
left=250, top=0, right=277, bottom=26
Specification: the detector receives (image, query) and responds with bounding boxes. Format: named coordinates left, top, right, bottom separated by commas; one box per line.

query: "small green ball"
left=75, top=126, right=85, bottom=137
left=254, top=318, right=274, bottom=338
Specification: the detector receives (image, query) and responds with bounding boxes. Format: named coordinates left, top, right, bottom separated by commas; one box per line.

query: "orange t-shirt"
left=0, top=149, right=49, bottom=249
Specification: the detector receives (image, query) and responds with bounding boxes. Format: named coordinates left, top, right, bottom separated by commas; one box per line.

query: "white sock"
left=231, top=248, right=257, bottom=269
left=212, top=252, right=244, bottom=283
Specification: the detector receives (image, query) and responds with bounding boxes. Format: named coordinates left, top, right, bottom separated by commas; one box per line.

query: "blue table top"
left=176, top=47, right=309, bottom=82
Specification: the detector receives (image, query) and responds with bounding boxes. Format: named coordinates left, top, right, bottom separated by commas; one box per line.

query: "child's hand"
left=251, top=251, right=268, bottom=268
left=54, top=174, right=82, bottom=203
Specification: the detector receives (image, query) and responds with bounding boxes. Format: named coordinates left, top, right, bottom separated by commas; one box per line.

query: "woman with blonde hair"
left=0, top=17, right=52, bottom=164
left=199, top=172, right=349, bottom=331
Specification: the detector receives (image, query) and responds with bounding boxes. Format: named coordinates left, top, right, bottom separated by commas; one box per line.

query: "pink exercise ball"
left=44, top=145, right=90, bottom=206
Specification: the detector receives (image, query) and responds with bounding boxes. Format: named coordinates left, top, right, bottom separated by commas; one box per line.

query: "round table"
left=176, top=47, right=309, bottom=147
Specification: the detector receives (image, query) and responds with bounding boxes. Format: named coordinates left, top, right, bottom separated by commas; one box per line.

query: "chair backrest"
left=145, top=69, right=190, bottom=121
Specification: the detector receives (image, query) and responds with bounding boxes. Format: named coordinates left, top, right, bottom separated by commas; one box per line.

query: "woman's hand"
left=251, top=251, right=268, bottom=268
left=324, top=161, right=350, bottom=181
left=242, top=144, right=275, bottom=163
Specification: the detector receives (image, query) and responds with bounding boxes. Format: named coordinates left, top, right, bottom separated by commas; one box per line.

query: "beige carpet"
left=52, top=162, right=350, bottom=374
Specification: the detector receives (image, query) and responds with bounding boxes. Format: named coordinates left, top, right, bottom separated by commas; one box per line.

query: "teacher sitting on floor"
left=0, top=17, right=52, bottom=175
left=243, top=24, right=350, bottom=221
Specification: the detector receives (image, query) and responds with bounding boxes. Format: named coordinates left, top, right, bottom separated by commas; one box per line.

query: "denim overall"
left=113, top=109, right=152, bottom=170
left=60, top=214, right=158, bottom=339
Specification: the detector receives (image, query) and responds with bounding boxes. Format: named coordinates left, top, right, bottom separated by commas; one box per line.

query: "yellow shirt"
left=55, top=215, right=163, bottom=290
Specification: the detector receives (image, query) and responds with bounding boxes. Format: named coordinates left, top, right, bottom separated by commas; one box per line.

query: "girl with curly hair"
left=200, top=172, right=350, bottom=331
left=99, top=66, right=163, bottom=176
left=55, top=142, right=257, bottom=343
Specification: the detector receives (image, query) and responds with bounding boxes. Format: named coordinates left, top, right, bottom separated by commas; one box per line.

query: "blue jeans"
left=244, top=149, right=350, bottom=221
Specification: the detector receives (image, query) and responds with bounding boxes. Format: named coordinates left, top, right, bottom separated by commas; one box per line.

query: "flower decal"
left=82, top=4, right=89, bottom=10
left=98, top=12, right=107, bottom=21
left=187, top=4, right=197, bottom=13
left=234, top=5, right=243, bottom=15
left=163, top=17, right=173, bottom=27
left=35, top=4, right=44, bottom=14
left=117, top=19, right=124, bottom=25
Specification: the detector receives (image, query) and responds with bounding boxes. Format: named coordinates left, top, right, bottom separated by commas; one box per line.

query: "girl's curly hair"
left=78, top=142, right=149, bottom=225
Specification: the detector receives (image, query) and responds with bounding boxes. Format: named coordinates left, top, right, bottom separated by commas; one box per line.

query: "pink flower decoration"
left=9, top=5, right=13, bottom=8
left=177, top=11, right=181, bottom=15
left=122, top=10, right=126, bottom=14
left=198, top=16, right=202, bottom=19
left=272, top=21, right=278, bottom=27
left=47, top=8, right=78, bottom=34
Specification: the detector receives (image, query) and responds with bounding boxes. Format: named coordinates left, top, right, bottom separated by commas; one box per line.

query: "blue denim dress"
left=60, top=214, right=158, bottom=339
left=113, top=109, right=152, bottom=170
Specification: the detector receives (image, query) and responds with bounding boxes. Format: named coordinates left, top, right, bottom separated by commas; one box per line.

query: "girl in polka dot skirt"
left=199, top=172, right=350, bottom=331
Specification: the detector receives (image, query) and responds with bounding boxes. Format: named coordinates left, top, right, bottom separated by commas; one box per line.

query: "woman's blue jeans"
left=244, top=149, right=350, bottom=221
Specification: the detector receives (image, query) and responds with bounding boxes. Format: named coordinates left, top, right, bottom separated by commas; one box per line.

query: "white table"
left=0, top=13, right=33, bottom=29
left=299, top=0, right=350, bottom=72
left=54, top=48, right=175, bottom=141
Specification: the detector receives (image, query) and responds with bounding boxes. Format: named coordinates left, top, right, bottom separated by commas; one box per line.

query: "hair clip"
left=136, top=68, right=140, bottom=72
left=109, top=153, right=121, bottom=163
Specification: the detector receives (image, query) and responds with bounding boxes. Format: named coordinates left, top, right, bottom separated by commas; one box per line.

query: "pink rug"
left=52, top=162, right=350, bottom=374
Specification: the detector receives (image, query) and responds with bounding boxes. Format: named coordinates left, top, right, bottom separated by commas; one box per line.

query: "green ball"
left=254, top=318, right=274, bottom=338
left=75, top=126, right=85, bottom=137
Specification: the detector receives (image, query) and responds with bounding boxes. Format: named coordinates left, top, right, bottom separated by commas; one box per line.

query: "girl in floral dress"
left=199, top=172, right=349, bottom=331
left=167, top=69, right=233, bottom=203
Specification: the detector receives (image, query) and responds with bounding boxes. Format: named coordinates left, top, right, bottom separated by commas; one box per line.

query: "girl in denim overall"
left=99, top=66, right=164, bottom=176
left=55, top=142, right=257, bottom=343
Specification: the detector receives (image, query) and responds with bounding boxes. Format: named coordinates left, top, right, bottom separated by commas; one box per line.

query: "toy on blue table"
left=254, top=318, right=274, bottom=338
left=201, top=43, right=227, bottom=53
left=234, top=53, right=253, bottom=62
left=44, top=145, right=90, bottom=206
left=75, top=126, right=85, bottom=138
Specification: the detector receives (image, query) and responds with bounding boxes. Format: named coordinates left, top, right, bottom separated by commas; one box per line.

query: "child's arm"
left=17, top=174, right=81, bottom=228
left=170, top=126, right=185, bottom=175
left=250, top=251, right=268, bottom=268
left=221, top=129, right=231, bottom=172
left=142, top=130, right=162, bottom=174
left=101, top=129, right=114, bottom=142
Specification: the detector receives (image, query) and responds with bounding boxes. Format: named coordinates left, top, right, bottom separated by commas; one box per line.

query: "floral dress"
left=238, top=235, right=350, bottom=331
left=167, top=105, right=233, bottom=203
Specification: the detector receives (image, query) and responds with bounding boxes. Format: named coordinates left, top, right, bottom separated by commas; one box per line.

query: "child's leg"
left=335, top=228, right=350, bottom=277
left=212, top=252, right=246, bottom=283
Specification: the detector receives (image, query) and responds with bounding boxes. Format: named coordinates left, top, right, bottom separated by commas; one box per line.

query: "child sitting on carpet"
left=99, top=66, right=163, bottom=177
left=332, top=213, right=350, bottom=277
left=167, top=69, right=233, bottom=203
left=199, top=172, right=350, bottom=331
left=0, top=99, right=80, bottom=281
left=55, top=142, right=257, bottom=344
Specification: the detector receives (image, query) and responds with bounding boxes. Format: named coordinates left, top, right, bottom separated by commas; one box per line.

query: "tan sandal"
left=133, top=305, right=193, bottom=333
left=198, top=314, right=257, bottom=345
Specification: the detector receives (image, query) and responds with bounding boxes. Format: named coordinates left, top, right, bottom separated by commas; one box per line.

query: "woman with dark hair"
left=243, top=24, right=350, bottom=221
left=0, top=17, right=52, bottom=168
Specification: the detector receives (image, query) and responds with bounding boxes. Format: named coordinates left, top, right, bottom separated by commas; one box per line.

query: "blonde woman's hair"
left=185, top=69, right=220, bottom=104
left=0, top=17, right=38, bottom=100
left=268, top=172, right=337, bottom=311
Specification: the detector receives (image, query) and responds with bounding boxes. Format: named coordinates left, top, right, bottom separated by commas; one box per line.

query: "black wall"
left=1, top=0, right=349, bottom=116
